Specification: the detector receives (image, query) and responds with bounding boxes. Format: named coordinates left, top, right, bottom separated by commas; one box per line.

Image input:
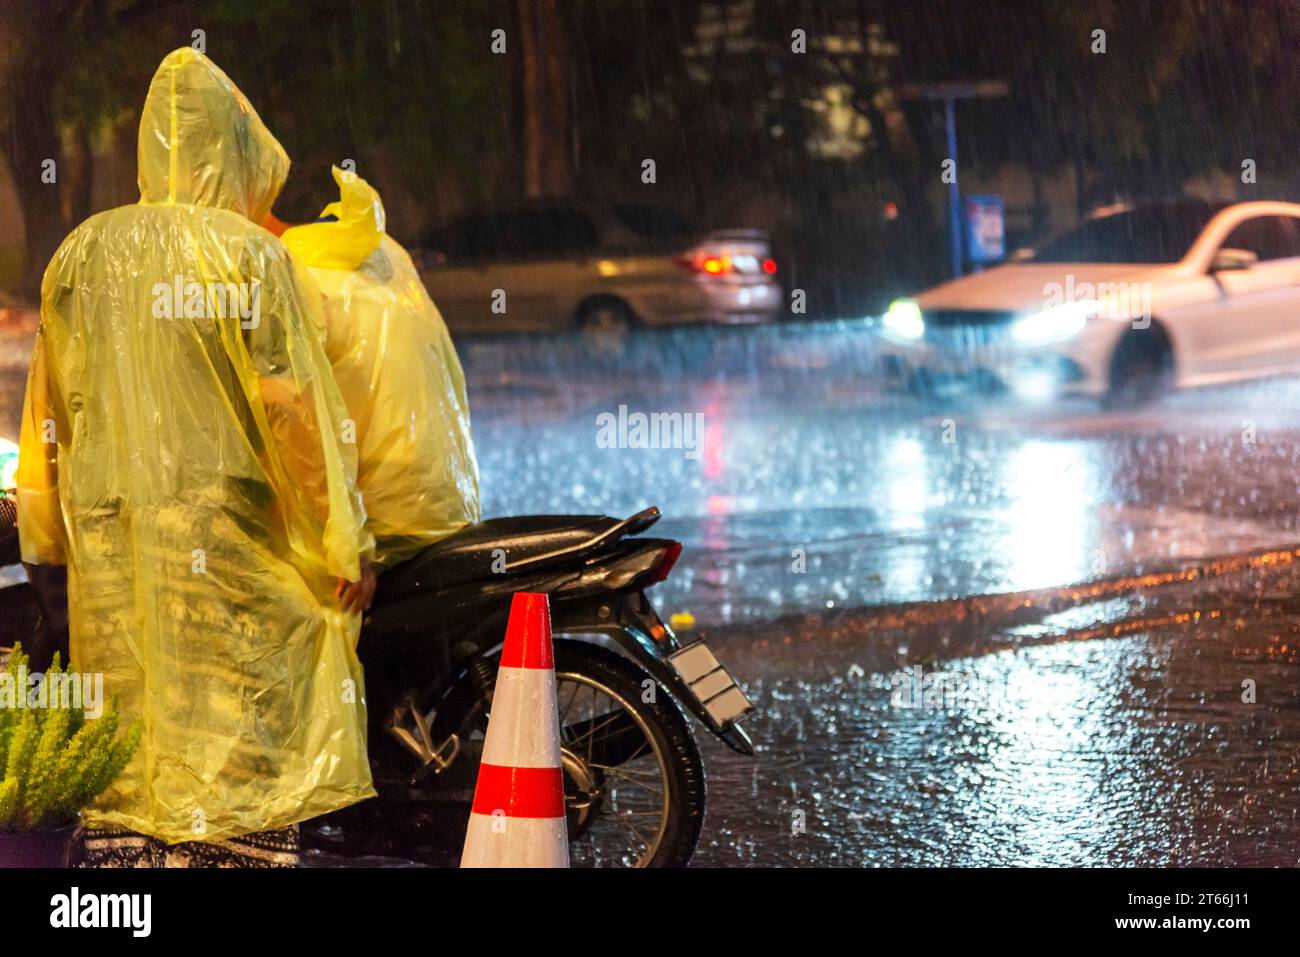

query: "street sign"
left=964, top=195, right=1005, bottom=263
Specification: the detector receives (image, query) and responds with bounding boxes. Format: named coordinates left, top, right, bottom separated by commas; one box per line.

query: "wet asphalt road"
left=692, top=561, right=1300, bottom=866
left=4, top=318, right=1300, bottom=865
left=464, top=322, right=1300, bottom=626
left=463, top=323, right=1300, bottom=866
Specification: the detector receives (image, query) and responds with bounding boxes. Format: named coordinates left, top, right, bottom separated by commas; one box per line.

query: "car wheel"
left=1105, top=324, right=1173, bottom=408
left=577, top=299, right=635, bottom=359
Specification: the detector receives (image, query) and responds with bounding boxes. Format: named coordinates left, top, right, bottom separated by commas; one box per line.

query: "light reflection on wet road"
left=461, top=324, right=1300, bottom=866
left=466, top=324, right=1300, bottom=627
left=694, top=559, right=1300, bottom=866
left=5, top=319, right=1300, bottom=865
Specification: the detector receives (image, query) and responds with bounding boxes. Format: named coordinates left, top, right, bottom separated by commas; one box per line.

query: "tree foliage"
left=4, top=0, right=1300, bottom=301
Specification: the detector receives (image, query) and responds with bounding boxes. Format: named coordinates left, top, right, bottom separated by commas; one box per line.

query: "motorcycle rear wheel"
left=547, top=641, right=706, bottom=867
left=347, top=640, right=707, bottom=867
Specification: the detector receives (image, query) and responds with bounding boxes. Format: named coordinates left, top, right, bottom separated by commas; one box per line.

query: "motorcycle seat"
left=375, top=514, right=622, bottom=602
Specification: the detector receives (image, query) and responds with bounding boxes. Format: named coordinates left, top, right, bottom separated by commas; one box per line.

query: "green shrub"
left=0, top=643, right=141, bottom=831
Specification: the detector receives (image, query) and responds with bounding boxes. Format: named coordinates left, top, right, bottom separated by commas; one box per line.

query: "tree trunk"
left=3, top=56, right=67, bottom=301
left=881, top=101, right=943, bottom=289
left=518, top=0, right=573, bottom=198
left=1073, top=153, right=1088, bottom=218
left=64, top=118, right=95, bottom=231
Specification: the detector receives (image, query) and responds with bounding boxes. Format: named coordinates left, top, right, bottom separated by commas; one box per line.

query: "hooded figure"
left=16, top=48, right=376, bottom=843
left=282, top=167, right=480, bottom=567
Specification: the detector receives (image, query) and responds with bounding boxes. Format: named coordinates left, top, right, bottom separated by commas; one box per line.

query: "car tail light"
left=678, top=252, right=733, bottom=275
left=678, top=249, right=769, bottom=278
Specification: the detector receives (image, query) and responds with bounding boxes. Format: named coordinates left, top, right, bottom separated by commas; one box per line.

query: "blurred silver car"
left=410, top=202, right=781, bottom=352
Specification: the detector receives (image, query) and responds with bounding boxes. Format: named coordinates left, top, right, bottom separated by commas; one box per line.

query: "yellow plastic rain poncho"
left=282, top=168, right=480, bottom=567
left=16, top=49, right=376, bottom=843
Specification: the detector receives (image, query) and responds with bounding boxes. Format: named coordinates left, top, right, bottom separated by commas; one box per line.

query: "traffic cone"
left=460, top=592, right=569, bottom=867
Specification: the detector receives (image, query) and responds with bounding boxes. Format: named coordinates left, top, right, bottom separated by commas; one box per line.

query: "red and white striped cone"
left=460, top=592, right=569, bottom=867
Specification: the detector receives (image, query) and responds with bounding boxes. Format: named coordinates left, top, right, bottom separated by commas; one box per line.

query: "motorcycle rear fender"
left=550, top=590, right=755, bottom=756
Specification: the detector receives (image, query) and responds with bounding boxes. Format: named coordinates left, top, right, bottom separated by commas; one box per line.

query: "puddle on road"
left=4, top=326, right=1299, bottom=866
left=695, top=558, right=1300, bottom=866
left=301, top=556, right=1300, bottom=867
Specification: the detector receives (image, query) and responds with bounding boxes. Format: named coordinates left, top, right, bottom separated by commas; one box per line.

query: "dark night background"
left=7, top=1, right=1300, bottom=873
left=3, top=0, right=1300, bottom=315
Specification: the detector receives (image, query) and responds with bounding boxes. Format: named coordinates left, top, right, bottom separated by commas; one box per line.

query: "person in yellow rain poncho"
left=281, top=167, right=480, bottom=568
left=16, top=49, right=377, bottom=864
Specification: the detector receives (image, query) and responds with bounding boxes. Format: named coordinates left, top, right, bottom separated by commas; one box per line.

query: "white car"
left=878, top=200, right=1300, bottom=401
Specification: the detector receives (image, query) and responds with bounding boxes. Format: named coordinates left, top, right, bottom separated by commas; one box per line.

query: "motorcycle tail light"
left=602, top=543, right=682, bottom=590
left=647, top=543, right=682, bottom=584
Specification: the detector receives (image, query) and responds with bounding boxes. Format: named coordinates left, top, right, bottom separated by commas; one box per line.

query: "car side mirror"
left=1210, top=247, right=1258, bottom=273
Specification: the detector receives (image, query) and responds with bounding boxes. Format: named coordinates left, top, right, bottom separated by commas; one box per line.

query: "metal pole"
left=945, top=96, right=962, bottom=278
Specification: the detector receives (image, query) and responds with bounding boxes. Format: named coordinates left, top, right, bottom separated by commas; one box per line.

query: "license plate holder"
left=667, top=640, right=753, bottom=728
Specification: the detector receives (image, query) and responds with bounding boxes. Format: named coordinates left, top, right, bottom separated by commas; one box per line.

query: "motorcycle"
left=0, top=465, right=754, bottom=866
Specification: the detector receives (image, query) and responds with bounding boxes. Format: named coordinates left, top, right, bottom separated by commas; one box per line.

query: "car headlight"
left=882, top=299, right=924, bottom=340
left=1010, top=300, right=1098, bottom=345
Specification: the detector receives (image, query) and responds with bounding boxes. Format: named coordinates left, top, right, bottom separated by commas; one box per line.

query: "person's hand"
left=336, top=557, right=377, bottom=614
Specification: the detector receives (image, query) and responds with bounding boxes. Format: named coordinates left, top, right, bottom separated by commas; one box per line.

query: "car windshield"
left=1031, top=204, right=1226, bottom=264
